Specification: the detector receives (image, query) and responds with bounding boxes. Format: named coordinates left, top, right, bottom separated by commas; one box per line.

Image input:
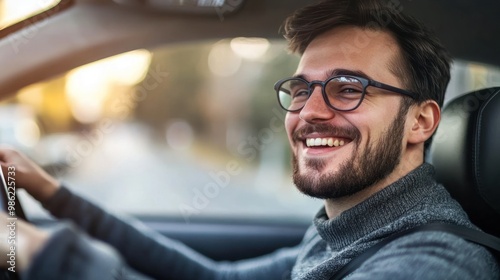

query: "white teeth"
left=306, top=138, right=347, bottom=147
left=327, top=138, right=334, bottom=147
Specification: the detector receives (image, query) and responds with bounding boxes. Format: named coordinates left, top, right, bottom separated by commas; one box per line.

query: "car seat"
left=429, top=87, right=500, bottom=237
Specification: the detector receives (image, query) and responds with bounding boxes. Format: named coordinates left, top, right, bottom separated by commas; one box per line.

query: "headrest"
left=429, top=87, right=500, bottom=236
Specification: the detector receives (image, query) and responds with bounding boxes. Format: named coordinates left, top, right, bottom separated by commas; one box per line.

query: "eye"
left=291, top=88, right=310, bottom=99
left=339, top=87, right=362, bottom=94
left=327, top=76, right=364, bottom=98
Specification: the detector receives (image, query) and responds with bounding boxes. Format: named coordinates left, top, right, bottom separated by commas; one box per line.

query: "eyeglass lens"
left=277, top=76, right=364, bottom=111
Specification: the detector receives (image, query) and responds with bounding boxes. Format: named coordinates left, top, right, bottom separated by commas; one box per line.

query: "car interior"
left=429, top=87, right=500, bottom=238
left=0, top=0, right=499, bottom=278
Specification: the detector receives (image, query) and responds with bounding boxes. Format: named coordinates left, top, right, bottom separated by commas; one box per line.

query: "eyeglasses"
left=274, top=75, right=417, bottom=112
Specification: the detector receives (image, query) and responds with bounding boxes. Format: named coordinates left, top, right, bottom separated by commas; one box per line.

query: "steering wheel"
left=0, top=271, right=18, bottom=280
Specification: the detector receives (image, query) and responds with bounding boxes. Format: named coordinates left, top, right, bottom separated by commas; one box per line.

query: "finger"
left=0, top=146, right=16, bottom=163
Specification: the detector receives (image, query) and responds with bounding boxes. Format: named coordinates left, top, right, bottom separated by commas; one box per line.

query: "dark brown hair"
left=282, top=0, right=452, bottom=109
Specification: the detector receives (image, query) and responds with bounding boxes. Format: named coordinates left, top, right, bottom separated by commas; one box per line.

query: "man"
left=0, top=0, right=498, bottom=279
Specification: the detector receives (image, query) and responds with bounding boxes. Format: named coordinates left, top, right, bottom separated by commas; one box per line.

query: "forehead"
left=296, top=26, right=402, bottom=84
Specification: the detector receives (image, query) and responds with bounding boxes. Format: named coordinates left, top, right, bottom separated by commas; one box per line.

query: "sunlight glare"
left=65, top=49, right=151, bottom=123
left=230, top=37, right=270, bottom=60
left=0, top=0, right=60, bottom=28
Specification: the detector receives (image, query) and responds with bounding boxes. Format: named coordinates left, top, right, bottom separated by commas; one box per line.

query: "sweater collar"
left=313, top=163, right=436, bottom=250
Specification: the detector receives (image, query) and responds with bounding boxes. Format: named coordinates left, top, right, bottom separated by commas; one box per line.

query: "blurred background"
left=0, top=1, right=499, bottom=222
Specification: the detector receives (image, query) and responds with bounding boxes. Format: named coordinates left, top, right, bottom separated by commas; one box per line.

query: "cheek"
left=285, top=113, right=298, bottom=144
left=346, top=114, right=378, bottom=147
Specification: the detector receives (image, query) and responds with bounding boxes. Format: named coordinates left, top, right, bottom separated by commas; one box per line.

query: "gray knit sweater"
left=24, top=163, right=499, bottom=279
left=292, top=163, right=499, bottom=279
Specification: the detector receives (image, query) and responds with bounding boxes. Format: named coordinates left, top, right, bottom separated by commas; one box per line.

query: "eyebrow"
left=292, top=68, right=375, bottom=81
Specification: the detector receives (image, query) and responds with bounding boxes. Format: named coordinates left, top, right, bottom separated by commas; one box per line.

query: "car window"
left=446, top=60, right=500, bottom=105
left=0, top=0, right=61, bottom=29
left=2, top=39, right=500, bottom=223
left=3, top=39, right=323, bottom=222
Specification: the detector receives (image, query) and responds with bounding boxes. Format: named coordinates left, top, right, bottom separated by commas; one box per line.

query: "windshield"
left=2, top=38, right=500, bottom=223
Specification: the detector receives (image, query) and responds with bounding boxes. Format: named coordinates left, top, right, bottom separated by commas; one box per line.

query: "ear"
left=407, top=100, right=441, bottom=145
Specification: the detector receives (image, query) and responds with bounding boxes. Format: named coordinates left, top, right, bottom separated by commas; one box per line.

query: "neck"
left=324, top=152, right=424, bottom=219
left=324, top=179, right=387, bottom=219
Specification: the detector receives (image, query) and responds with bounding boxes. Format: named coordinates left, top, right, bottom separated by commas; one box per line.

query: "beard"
left=292, top=106, right=407, bottom=199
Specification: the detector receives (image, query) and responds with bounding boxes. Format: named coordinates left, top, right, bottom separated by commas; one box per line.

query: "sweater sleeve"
left=37, top=186, right=298, bottom=280
left=23, top=225, right=132, bottom=280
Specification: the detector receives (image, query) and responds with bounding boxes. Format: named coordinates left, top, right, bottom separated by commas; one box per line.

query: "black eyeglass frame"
left=274, top=75, right=417, bottom=112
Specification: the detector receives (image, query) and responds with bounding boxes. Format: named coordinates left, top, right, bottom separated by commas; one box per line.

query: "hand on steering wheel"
left=0, top=147, right=60, bottom=202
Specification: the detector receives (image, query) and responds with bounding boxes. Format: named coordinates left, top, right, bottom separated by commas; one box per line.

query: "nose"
left=298, top=85, right=336, bottom=122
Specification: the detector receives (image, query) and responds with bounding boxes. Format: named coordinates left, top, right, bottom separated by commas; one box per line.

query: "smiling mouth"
left=293, top=124, right=359, bottom=150
left=305, top=137, right=349, bottom=147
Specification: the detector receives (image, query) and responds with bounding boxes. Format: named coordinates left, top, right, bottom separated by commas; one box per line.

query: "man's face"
left=285, top=26, right=411, bottom=199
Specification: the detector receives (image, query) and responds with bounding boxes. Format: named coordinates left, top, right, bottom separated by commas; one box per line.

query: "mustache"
left=292, top=123, right=361, bottom=142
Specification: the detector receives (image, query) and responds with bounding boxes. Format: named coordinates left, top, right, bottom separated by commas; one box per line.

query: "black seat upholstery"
left=429, top=87, right=500, bottom=237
